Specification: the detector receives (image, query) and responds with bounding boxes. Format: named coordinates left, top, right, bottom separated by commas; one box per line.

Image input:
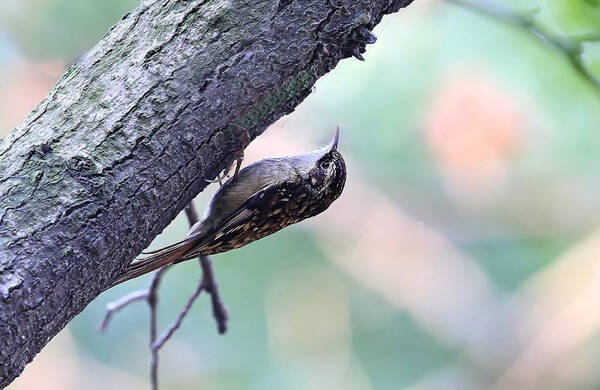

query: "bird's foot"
left=205, top=174, right=225, bottom=186
left=227, top=123, right=251, bottom=180
left=207, top=124, right=250, bottom=186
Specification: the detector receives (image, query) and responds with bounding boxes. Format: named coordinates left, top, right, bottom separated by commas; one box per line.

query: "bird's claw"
left=207, top=123, right=250, bottom=186
left=207, top=155, right=244, bottom=187
left=205, top=174, right=225, bottom=186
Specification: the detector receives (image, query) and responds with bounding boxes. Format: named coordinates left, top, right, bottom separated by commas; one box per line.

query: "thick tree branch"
left=0, top=0, right=414, bottom=386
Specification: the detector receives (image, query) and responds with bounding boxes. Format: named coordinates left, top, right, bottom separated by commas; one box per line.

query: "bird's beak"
left=329, top=126, right=339, bottom=151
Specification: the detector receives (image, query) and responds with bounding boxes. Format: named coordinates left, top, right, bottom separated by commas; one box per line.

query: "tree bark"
left=0, top=0, right=414, bottom=386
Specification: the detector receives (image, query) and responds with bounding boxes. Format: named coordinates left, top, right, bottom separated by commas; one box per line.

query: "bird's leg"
left=206, top=124, right=250, bottom=185
left=221, top=127, right=250, bottom=182
left=231, top=150, right=244, bottom=179
left=206, top=154, right=240, bottom=186
left=205, top=173, right=225, bottom=185
left=221, top=154, right=242, bottom=180
left=229, top=124, right=251, bottom=180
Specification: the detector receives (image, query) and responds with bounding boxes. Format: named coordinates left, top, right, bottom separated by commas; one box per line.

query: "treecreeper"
left=107, top=127, right=347, bottom=289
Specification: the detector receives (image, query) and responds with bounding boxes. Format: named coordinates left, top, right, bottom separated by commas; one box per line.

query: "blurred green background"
left=2, top=1, right=600, bottom=389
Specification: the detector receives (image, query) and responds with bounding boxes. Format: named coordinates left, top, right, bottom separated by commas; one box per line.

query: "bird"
left=107, top=127, right=346, bottom=289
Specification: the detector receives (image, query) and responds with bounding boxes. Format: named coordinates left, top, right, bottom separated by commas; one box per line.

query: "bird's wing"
left=201, top=158, right=292, bottom=224
left=105, top=183, right=279, bottom=290
left=179, top=182, right=286, bottom=259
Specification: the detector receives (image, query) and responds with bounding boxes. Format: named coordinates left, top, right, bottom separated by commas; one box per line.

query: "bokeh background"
left=2, top=0, right=600, bottom=389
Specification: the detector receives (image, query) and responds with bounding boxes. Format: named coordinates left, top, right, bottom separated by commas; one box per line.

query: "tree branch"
left=0, top=0, right=415, bottom=386
left=446, top=0, right=600, bottom=91
left=100, top=201, right=224, bottom=390
left=98, top=289, right=147, bottom=332
left=181, top=202, right=229, bottom=336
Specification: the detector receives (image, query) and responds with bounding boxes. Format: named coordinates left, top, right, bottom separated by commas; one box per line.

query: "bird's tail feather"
left=105, top=238, right=197, bottom=291
left=141, top=239, right=187, bottom=255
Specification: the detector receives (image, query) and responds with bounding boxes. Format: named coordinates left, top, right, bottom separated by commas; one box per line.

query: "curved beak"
left=329, top=126, right=340, bottom=151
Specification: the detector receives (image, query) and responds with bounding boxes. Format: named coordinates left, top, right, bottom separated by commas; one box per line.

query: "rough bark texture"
left=0, top=0, right=414, bottom=386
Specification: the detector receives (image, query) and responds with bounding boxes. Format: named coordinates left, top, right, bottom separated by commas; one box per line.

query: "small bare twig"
left=98, top=289, right=147, bottom=332
left=200, top=255, right=229, bottom=334
left=183, top=204, right=229, bottom=335
left=153, top=269, right=205, bottom=350
left=148, top=266, right=168, bottom=390
left=100, top=201, right=228, bottom=390
left=446, top=0, right=600, bottom=92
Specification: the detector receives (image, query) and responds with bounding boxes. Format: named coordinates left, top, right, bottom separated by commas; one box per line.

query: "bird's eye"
left=320, top=160, right=330, bottom=170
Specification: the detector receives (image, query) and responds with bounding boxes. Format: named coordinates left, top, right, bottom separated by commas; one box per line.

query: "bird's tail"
left=104, top=238, right=197, bottom=291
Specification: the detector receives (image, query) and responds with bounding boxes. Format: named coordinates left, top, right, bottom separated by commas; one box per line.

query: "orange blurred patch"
left=424, top=71, right=523, bottom=202
left=426, top=71, right=521, bottom=167
left=0, top=59, right=64, bottom=135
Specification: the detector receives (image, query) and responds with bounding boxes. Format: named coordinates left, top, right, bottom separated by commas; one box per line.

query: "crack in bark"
left=143, top=0, right=212, bottom=62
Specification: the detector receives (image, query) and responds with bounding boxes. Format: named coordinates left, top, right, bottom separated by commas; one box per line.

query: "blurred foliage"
left=2, top=0, right=600, bottom=389
left=0, top=0, right=138, bottom=60
left=546, top=0, right=600, bottom=35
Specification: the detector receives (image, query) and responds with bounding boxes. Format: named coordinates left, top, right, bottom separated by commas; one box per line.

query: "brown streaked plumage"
left=107, top=128, right=346, bottom=289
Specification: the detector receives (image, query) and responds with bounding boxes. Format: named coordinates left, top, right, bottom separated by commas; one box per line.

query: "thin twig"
left=153, top=264, right=206, bottom=350
left=184, top=203, right=229, bottom=334
left=100, top=201, right=228, bottom=390
left=185, top=203, right=229, bottom=334
left=200, top=254, right=229, bottom=334
left=98, top=289, right=148, bottom=332
left=446, top=0, right=600, bottom=91
left=148, top=266, right=169, bottom=390
left=184, top=202, right=200, bottom=225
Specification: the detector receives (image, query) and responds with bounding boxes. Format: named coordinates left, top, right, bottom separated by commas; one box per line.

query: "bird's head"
left=297, top=127, right=346, bottom=203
